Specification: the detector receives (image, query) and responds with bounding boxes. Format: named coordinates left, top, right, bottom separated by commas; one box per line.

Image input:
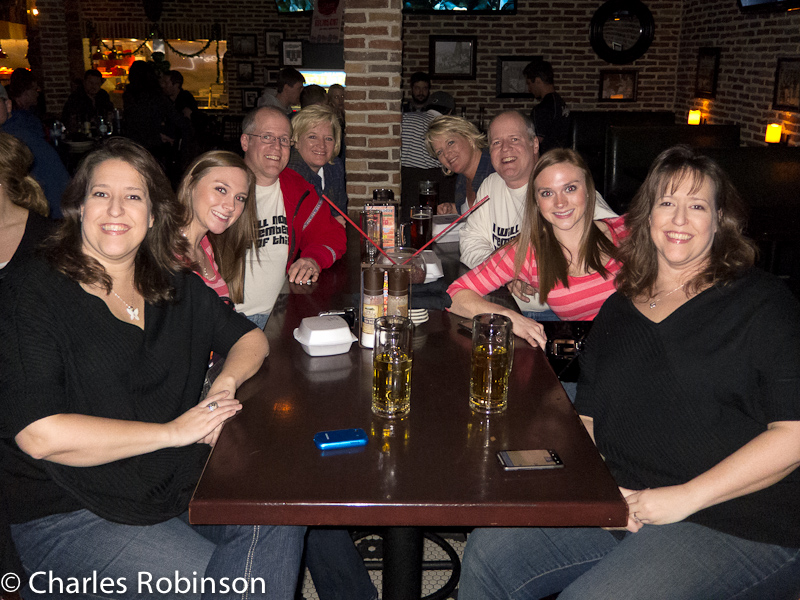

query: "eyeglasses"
left=245, top=133, right=292, bottom=148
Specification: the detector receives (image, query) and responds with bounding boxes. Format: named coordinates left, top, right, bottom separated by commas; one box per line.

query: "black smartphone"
left=497, top=449, right=564, bottom=470
left=314, top=428, right=368, bottom=451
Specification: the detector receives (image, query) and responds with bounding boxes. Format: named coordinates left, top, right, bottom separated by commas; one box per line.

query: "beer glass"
left=409, top=205, right=432, bottom=250
left=372, top=316, right=414, bottom=417
left=418, top=180, right=438, bottom=209
left=470, top=314, right=513, bottom=413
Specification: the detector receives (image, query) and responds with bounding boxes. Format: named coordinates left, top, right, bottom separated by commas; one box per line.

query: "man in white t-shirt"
left=236, top=106, right=346, bottom=328
left=459, top=110, right=616, bottom=318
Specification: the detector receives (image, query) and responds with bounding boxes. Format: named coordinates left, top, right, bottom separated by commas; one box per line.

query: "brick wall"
left=401, top=1, right=683, bottom=123
left=678, top=0, right=800, bottom=146
left=30, top=0, right=800, bottom=173
left=343, top=0, right=403, bottom=200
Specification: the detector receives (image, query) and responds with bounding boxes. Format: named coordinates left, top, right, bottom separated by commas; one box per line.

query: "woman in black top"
left=0, top=138, right=305, bottom=599
left=0, top=132, right=52, bottom=282
left=458, top=146, right=800, bottom=600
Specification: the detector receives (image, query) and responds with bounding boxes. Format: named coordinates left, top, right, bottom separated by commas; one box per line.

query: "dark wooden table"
left=189, top=239, right=627, bottom=599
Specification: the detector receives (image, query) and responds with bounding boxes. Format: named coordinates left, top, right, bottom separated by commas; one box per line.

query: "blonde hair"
left=0, top=132, right=49, bottom=217
left=291, top=104, right=342, bottom=160
left=424, top=115, right=487, bottom=175
left=176, top=151, right=257, bottom=304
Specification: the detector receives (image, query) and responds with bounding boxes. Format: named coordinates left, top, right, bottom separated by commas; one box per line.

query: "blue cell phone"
left=314, top=428, right=369, bottom=451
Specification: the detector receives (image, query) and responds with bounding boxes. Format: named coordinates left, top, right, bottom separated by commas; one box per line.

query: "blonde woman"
left=287, top=104, right=348, bottom=226
left=425, top=115, right=495, bottom=215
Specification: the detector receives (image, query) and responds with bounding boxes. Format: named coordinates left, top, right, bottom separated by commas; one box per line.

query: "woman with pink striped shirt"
left=177, top=151, right=257, bottom=303
left=448, top=149, right=626, bottom=349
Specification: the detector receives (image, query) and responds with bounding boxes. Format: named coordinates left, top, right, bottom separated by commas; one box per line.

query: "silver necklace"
left=648, top=283, right=686, bottom=309
left=112, top=290, right=140, bottom=321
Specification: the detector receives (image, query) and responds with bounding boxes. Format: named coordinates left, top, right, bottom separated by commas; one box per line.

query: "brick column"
left=35, top=0, right=72, bottom=117
left=342, top=0, right=403, bottom=209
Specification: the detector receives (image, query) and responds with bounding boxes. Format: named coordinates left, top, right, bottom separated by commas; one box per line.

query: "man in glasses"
left=238, top=106, right=346, bottom=328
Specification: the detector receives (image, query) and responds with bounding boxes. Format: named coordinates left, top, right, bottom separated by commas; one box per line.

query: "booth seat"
left=702, top=145, right=800, bottom=293
left=569, top=110, right=675, bottom=191
left=603, top=124, right=741, bottom=213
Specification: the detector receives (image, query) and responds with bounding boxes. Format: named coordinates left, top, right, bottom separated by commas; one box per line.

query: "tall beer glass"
left=372, top=316, right=414, bottom=417
left=470, top=314, right=513, bottom=413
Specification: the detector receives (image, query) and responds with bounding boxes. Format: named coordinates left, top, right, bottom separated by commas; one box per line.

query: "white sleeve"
left=459, top=177, right=498, bottom=269
left=593, top=191, right=618, bottom=219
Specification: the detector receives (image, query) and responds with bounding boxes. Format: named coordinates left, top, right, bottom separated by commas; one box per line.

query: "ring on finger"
left=208, top=401, right=218, bottom=412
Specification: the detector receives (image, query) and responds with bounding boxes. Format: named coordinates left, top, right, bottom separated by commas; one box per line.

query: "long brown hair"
left=512, top=148, right=618, bottom=303
left=177, top=151, right=257, bottom=304
left=0, top=132, right=49, bottom=217
left=44, top=137, right=189, bottom=302
left=615, top=145, right=756, bottom=299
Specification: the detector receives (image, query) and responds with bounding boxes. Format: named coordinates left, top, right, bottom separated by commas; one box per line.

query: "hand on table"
left=168, top=390, right=242, bottom=448
left=437, top=202, right=457, bottom=215
left=287, top=258, right=320, bottom=285
left=620, top=486, right=694, bottom=533
left=507, top=312, right=547, bottom=349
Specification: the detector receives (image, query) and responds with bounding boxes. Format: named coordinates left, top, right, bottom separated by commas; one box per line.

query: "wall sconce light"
left=765, top=123, right=782, bottom=144
left=687, top=110, right=702, bottom=125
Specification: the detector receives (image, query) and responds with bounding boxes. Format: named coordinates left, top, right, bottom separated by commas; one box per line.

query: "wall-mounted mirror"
left=590, top=0, right=655, bottom=65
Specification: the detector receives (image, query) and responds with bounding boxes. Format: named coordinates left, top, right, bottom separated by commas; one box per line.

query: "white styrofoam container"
left=293, top=315, right=357, bottom=356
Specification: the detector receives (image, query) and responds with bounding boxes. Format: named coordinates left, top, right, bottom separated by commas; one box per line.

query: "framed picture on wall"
left=773, top=57, right=800, bottom=112
left=264, top=68, right=278, bottom=84
left=695, top=47, right=720, bottom=99
left=265, top=30, right=283, bottom=56
left=598, top=70, right=638, bottom=102
left=429, top=36, right=477, bottom=80
left=281, top=40, right=303, bottom=67
left=496, top=56, right=542, bottom=98
left=231, top=34, right=257, bottom=57
left=242, top=88, right=261, bottom=109
left=237, top=62, right=254, bottom=83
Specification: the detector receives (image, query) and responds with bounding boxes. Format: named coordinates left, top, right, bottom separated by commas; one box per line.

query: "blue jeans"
left=246, top=312, right=271, bottom=330
left=521, top=310, right=560, bottom=322
left=11, top=509, right=305, bottom=599
left=304, top=529, right=377, bottom=600
left=458, top=523, right=800, bottom=600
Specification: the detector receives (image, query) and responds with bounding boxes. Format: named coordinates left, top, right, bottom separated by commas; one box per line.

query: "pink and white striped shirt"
left=198, top=236, right=231, bottom=301
left=447, top=216, right=627, bottom=321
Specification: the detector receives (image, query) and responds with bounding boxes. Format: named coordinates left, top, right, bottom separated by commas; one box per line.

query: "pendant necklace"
left=648, top=283, right=686, bottom=309
left=112, top=290, right=140, bottom=321
left=182, top=229, right=211, bottom=279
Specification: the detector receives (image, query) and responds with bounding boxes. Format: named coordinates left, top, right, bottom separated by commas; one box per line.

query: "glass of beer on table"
left=470, top=314, right=513, bottom=413
left=409, top=205, right=432, bottom=250
left=372, top=316, right=414, bottom=417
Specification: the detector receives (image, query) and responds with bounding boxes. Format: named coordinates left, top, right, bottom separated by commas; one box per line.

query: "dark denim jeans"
left=12, top=509, right=305, bottom=599
left=459, top=522, right=800, bottom=600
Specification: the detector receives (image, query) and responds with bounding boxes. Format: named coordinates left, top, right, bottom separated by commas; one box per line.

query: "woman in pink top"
left=448, top=148, right=626, bottom=348
left=177, top=151, right=257, bottom=303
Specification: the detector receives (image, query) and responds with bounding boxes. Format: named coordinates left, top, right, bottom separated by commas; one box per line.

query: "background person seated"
left=1, top=68, right=70, bottom=219
left=61, top=68, right=114, bottom=134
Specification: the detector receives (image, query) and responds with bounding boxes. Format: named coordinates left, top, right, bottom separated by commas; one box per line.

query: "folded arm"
left=623, top=420, right=800, bottom=531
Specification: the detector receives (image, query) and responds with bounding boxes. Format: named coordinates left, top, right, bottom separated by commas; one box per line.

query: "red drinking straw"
left=321, top=194, right=397, bottom=264
left=401, top=195, right=490, bottom=265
